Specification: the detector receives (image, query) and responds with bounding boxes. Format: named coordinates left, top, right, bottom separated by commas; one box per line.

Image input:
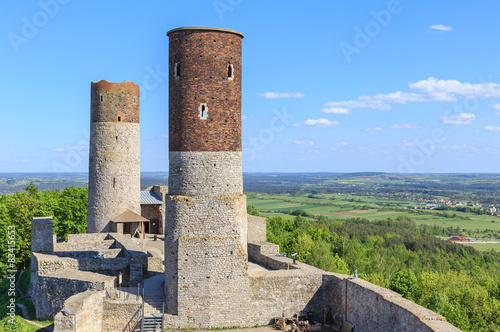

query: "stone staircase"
left=143, top=294, right=165, bottom=316
left=142, top=294, right=165, bottom=331
left=142, top=316, right=163, bottom=332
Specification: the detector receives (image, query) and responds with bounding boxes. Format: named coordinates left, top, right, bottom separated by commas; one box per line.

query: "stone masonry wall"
left=102, top=299, right=142, bottom=332
left=88, top=121, right=141, bottom=233
left=165, top=193, right=249, bottom=325
left=31, top=217, right=54, bottom=253
left=248, top=271, right=325, bottom=325
left=33, top=270, right=115, bottom=320
left=54, top=290, right=104, bottom=332
left=54, top=239, right=115, bottom=252
left=319, top=273, right=462, bottom=332
left=248, top=215, right=267, bottom=243
left=168, top=151, right=242, bottom=196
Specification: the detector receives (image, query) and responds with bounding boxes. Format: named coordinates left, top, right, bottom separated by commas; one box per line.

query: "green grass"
left=0, top=269, right=53, bottom=331
left=247, top=192, right=500, bottom=235
left=463, top=243, right=500, bottom=252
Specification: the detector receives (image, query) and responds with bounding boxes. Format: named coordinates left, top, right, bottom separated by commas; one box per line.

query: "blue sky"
left=2, top=0, right=500, bottom=173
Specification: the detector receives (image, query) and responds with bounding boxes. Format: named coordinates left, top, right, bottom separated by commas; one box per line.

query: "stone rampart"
left=102, top=298, right=142, bottom=332
left=248, top=242, right=294, bottom=270
left=32, top=267, right=115, bottom=320
left=54, top=290, right=105, bottom=332
left=248, top=215, right=267, bottom=243
left=67, top=233, right=109, bottom=242
left=54, top=239, right=115, bottom=252
left=55, top=248, right=123, bottom=259
left=319, top=274, right=462, bottom=332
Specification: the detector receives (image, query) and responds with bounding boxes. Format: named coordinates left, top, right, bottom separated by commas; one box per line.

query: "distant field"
left=247, top=193, right=500, bottom=233
left=463, top=243, right=500, bottom=251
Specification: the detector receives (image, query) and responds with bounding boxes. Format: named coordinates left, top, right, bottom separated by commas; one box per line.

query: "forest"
left=258, top=209, right=500, bottom=331
left=1, top=181, right=500, bottom=331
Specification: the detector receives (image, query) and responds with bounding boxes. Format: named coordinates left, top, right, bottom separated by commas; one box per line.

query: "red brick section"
left=91, top=80, right=140, bottom=123
left=168, top=28, right=243, bottom=152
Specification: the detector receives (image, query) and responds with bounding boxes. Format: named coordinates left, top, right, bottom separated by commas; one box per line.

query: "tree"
left=247, top=204, right=260, bottom=216
left=389, top=269, right=418, bottom=301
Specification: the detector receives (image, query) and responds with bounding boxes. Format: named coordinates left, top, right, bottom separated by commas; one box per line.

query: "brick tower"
left=87, top=80, right=141, bottom=233
left=165, top=27, right=249, bottom=326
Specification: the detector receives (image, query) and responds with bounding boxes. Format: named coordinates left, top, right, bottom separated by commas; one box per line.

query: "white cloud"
left=258, top=92, right=305, bottom=99
left=242, top=115, right=248, bottom=120
left=388, top=123, right=421, bottom=129
left=321, top=107, right=351, bottom=114
left=294, top=141, right=314, bottom=146
left=70, top=145, right=87, bottom=151
left=429, top=24, right=453, bottom=32
left=485, top=126, right=500, bottom=131
left=54, top=148, right=65, bottom=152
left=323, top=77, right=500, bottom=113
left=324, top=91, right=455, bottom=111
left=441, top=113, right=475, bottom=125
left=365, top=127, right=382, bottom=134
left=410, top=77, right=500, bottom=98
left=293, top=118, right=340, bottom=127
left=337, top=141, right=349, bottom=146
left=8, top=159, right=27, bottom=163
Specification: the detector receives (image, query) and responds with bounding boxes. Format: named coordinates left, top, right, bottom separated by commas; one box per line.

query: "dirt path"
left=15, top=303, right=54, bottom=331
left=15, top=269, right=24, bottom=298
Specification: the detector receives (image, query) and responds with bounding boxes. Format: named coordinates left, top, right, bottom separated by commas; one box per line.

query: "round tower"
left=165, top=27, right=249, bottom=326
left=87, top=80, right=141, bottom=233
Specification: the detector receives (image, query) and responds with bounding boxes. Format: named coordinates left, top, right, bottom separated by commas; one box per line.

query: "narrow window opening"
left=198, top=103, right=208, bottom=120
left=100, top=95, right=103, bottom=102
left=113, top=177, right=116, bottom=188
left=117, top=115, right=122, bottom=122
left=133, top=97, right=137, bottom=104
left=116, top=136, right=118, bottom=141
left=174, top=63, right=180, bottom=78
left=228, top=64, right=234, bottom=79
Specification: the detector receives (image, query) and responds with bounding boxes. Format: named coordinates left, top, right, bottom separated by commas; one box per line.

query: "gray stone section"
left=168, top=151, right=242, bottom=196
left=87, top=122, right=141, bottom=233
left=248, top=215, right=267, bottom=243
left=31, top=217, right=54, bottom=253
left=54, top=290, right=105, bottom=332
left=164, top=194, right=249, bottom=325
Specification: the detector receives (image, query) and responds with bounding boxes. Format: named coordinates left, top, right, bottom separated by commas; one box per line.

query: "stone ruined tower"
left=165, top=27, right=249, bottom=326
left=87, top=80, right=141, bottom=233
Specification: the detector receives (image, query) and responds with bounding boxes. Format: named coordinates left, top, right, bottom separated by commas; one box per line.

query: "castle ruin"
left=28, top=27, right=462, bottom=332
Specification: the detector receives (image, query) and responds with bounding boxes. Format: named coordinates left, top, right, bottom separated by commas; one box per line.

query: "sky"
left=2, top=0, right=500, bottom=174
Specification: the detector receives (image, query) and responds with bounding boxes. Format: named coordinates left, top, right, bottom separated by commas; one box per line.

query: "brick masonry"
left=168, top=28, right=243, bottom=152
left=91, top=80, right=139, bottom=123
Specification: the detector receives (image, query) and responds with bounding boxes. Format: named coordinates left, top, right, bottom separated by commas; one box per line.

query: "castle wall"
left=31, top=217, right=54, bottom=253
left=248, top=215, right=268, bottom=243
left=168, top=151, right=242, bottom=195
left=319, top=273, right=462, bottom=332
left=102, top=299, right=142, bottom=332
left=32, top=270, right=115, bottom=320
left=87, top=80, right=141, bottom=233
left=54, top=290, right=105, bottom=332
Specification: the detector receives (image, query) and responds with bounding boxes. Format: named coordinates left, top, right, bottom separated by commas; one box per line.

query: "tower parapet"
left=87, top=80, right=141, bottom=233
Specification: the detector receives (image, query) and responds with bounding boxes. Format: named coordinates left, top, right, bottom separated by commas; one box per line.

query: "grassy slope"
left=0, top=269, right=53, bottom=331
